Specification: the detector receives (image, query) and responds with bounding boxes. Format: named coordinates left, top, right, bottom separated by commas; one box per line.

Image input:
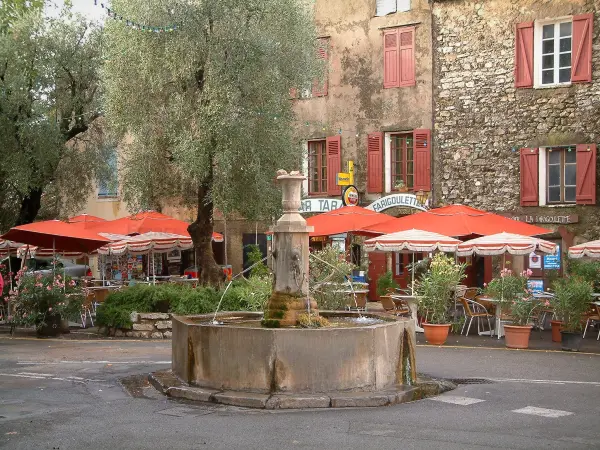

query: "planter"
left=60, top=319, right=70, bottom=334
left=503, top=325, right=532, bottom=349
left=560, top=331, right=583, bottom=352
left=422, top=323, right=451, bottom=345
left=550, top=320, right=563, bottom=343
left=36, top=313, right=62, bottom=337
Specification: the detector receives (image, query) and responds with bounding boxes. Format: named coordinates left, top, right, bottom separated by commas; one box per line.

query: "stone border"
left=148, top=370, right=455, bottom=410
left=98, top=312, right=172, bottom=339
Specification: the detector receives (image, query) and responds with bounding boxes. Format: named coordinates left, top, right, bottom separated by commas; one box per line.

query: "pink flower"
left=544, top=300, right=550, bottom=307
left=483, top=282, right=487, bottom=287
left=526, top=269, right=533, bottom=276
left=35, top=283, right=43, bottom=288
left=48, top=307, right=52, bottom=312
left=46, top=285, right=52, bottom=291
left=69, top=280, right=76, bottom=286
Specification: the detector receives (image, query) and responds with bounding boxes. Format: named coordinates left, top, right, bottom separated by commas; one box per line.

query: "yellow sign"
left=337, top=160, right=354, bottom=186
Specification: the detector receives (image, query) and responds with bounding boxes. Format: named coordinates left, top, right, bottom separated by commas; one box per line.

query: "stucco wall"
left=294, top=0, right=433, bottom=201
left=432, top=0, right=600, bottom=241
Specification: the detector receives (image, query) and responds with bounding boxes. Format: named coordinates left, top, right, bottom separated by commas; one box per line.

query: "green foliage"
left=484, top=268, right=529, bottom=307
left=96, top=276, right=273, bottom=328
left=9, top=269, right=84, bottom=329
left=102, top=0, right=321, bottom=222
left=297, top=313, right=330, bottom=328
left=551, top=276, right=594, bottom=332
left=246, top=244, right=270, bottom=278
left=508, top=296, right=540, bottom=326
left=309, top=246, right=356, bottom=310
left=376, top=271, right=399, bottom=296
left=567, top=259, right=600, bottom=291
left=0, top=0, right=44, bottom=31
left=0, top=6, right=105, bottom=228
left=416, top=254, right=466, bottom=324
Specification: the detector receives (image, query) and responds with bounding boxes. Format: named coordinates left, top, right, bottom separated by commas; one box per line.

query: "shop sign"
left=508, top=214, right=579, bottom=225
left=544, top=245, right=561, bottom=270
left=300, top=198, right=344, bottom=213
left=342, top=186, right=359, bottom=206
left=366, top=193, right=427, bottom=213
left=529, top=252, right=542, bottom=269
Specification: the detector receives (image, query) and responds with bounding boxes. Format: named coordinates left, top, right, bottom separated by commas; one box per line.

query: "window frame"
left=545, top=147, right=577, bottom=205
left=307, top=139, right=328, bottom=196
left=375, top=0, right=410, bottom=16
left=533, top=16, right=573, bottom=88
left=389, top=132, right=414, bottom=192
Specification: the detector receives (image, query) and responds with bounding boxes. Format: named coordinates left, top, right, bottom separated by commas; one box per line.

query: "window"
left=291, top=38, right=329, bottom=99
left=538, top=20, right=572, bottom=86
left=394, top=252, right=404, bottom=275
left=519, top=144, right=597, bottom=206
left=547, top=147, right=576, bottom=203
left=383, top=26, right=415, bottom=88
left=391, top=133, right=414, bottom=190
left=376, top=0, right=410, bottom=16
left=516, top=14, right=593, bottom=88
left=98, top=149, right=118, bottom=198
left=308, top=140, right=327, bottom=195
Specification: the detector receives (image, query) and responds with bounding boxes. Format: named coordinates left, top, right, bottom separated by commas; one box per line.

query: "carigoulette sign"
left=366, top=193, right=427, bottom=213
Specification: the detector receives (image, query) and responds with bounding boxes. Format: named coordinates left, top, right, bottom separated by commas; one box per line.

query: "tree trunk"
left=15, top=188, right=43, bottom=226
left=187, top=182, right=222, bottom=287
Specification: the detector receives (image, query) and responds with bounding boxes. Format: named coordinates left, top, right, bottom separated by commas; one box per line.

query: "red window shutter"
left=312, top=38, right=329, bottom=97
left=576, top=143, right=597, bottom=205
left=520, top=148, right=539, bottom=206
left=413, top=129, right=431, bottom=191
left=572, top=14, right=593, bottom=83
left=367, top=132, right=383, bottom=193
left=383, top=29, right=399, bottom=88
left=399, top=27, right=415, bottom=87
left=514, top=22, right=534, bottom=88
left=326, top=135, right=341, bottom=196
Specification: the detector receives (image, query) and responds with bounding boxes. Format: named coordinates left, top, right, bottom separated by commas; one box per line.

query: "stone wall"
left=99, top=313, right=173, bottom=339
left=431, top=0, right=600, bottom=242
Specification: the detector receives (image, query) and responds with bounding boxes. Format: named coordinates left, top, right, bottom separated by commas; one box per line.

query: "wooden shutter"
left=520, top=148, right=539, bottom=206
left=326, top=135, right=341, bottom=196
left=514, top=22, right=534, bottom=88
left=413, top=129, right=431, bottom=191
left=576, top=143, right=597, bottom=205
left=572, top=14, right=593, bottom=83
left=383, top=29, right=399, bottom=88
left=367, top=132, right=383, bottom=193
left=399, top=27, right=415, bottom=87
left=312, top=38, right=329, bottom=97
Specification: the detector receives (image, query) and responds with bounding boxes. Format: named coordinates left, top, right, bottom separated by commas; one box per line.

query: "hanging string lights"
left=92, top=0, right=179, bottom=32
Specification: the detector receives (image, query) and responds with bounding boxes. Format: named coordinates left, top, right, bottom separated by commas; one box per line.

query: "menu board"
left=543, top=245, right=561, bottom=270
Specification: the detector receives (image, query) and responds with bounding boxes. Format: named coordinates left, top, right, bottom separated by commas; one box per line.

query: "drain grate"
left=449, top=378, right=495, bottom=385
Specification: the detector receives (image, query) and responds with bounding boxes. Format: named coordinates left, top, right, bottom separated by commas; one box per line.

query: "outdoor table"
left=390, top=294, right=424, bottom=333
left=475, top=296, right=505, bottom=338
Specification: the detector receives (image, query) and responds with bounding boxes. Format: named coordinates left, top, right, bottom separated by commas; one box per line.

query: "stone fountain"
left=167, top=170, right=420, bottom=409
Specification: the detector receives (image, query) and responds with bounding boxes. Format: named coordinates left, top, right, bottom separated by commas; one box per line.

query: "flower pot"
left=503, top=325, right=532, bottom=349
left=36, top=313, right=62, bottom=338
left=60, top=319, right=70, bottom=334
left=560, top=331, right=583, bottom=352
left=422, top=323, right=451, bottom=345
left=550, top=320, right=563, bottom=343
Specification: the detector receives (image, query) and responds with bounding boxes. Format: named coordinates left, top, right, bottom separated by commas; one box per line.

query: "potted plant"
left=551, top=276, right=593, bottom=352
left=10, top=270, right=84, bottom=337
left=416, top=253, right=466, bottom=345
left=503, top=293, right=539, bottom=349
left=376, top=270, right=399, bottom=297
left=394, top=180, right=408, bottom=193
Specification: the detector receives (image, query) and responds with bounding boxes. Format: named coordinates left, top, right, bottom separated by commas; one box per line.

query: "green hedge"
left=96, top=277, right=272, bottom=329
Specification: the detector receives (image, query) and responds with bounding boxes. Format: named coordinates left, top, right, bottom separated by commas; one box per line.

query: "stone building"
left=431, top=0, right=599, bottom=280
left=294, top=0, right=435, bottom=291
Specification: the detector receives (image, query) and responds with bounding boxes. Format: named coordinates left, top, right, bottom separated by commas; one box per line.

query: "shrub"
left=245, top=244, right=270, bottom=277
left=376, top=270, right=399, bottom=296
left=309, top=246, right=356, bottom=310
left=567, top=259, right=600, bottom=291
left=551, top=276, right=593, bottom=332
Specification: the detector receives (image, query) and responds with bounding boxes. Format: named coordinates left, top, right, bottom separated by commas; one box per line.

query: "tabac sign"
left=366, top=193, right=428, bottom=213
left=300, top=198, right=344, bottom=213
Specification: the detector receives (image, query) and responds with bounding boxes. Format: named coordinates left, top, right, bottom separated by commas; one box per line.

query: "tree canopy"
left=102, top=0, right=320, bottom=284
left=0, top=5, right=105, bottom=230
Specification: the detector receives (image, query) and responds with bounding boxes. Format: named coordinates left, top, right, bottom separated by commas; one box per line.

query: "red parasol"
left=1, top=220, right=110, bottom=253
left=361, top=204, right=551, bottom=237
left=306, top=206, right=397, bottom=237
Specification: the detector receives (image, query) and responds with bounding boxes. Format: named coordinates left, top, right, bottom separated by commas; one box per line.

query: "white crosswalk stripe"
left=429, top=395, right=486, bottom=406
left=512, top=406, right=573, bottom=418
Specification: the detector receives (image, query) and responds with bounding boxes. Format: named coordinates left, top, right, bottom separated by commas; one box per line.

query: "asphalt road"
left=0, top=337, right=599, bottom=450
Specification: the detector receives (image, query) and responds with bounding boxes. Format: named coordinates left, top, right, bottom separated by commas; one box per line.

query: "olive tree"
left=102, top=0, right=320, bottom=285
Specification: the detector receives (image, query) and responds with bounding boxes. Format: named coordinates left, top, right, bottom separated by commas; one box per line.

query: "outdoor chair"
left=380, top=295, right=410, bottom=316
left=582, top=303, right=600, bottom=340
left=346, top=293, right=367, bottom=312
left=459, top=297, right=494, bottom=336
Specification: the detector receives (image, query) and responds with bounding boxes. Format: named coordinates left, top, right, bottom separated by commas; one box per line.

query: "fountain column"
left=263, top=170, right=317, bottom=327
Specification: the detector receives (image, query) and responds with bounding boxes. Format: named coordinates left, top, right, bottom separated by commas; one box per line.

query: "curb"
left=148, top=370, right=456, bottom=410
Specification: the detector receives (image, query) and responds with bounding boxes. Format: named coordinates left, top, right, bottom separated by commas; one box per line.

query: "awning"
left=568, top=239, right=600, bottom=259
left=306, top=206, right=396, bottom=237
left=456, top=232, right=557, bottom=257
left=364, top=229, right=460, bottom=253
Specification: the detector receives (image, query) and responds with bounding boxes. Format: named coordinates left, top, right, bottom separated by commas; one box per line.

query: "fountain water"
left=169, top=170, right=418, bottom=406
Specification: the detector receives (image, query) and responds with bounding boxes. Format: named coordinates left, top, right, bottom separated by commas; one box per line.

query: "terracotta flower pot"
left=550, top=320, right=563, bottom=343
left=422, top=323, right=451, bottom=345
left=503, top=325, right=532, bottom=349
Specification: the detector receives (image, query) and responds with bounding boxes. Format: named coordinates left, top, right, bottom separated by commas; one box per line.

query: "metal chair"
left=583, top=303, right=600, bottom=340
left=459, top=297, right=494, bottom=336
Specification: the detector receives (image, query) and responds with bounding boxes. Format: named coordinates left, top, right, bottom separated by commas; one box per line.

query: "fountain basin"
left=172, top=311, right=416, bottom=395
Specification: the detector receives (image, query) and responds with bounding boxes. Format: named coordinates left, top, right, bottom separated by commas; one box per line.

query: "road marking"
left=512, top=406, right=573, bottom=418
left=429, top=395, right=486, bottom=406
left=490, top=378, right=600, bottom=387
left=0, top=372, right=106, bottom=384
left=17, top=360, right=171, bottom=365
